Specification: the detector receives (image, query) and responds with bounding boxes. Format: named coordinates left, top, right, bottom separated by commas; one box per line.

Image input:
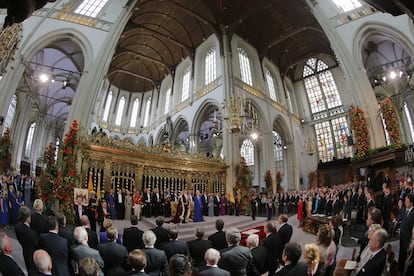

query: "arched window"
left=25, top=123, right=36, bottom=157
left=74, top=0, right=109, bottom=17
left=303, top=58, right=352, bottom=162
left=4, top=94, right=17, bottom=132
left=102, top=91, right=112, bottom=122
left=181, top=66, right=191, bottom=102
left=404, top=102, right=414, bottom=142
left=164, top=88, right=171, bottom=114
left=205, top=46, right=216, bottom=85
left=273, top=131, right=285, bottom=179
left=143, top=97, right=152, bottom=127
left=130, top=98, right=140, bottom=128
left=240, top=139, right=254, bottom=166
left=332, top=0, right=361, bottom=12
left=115, top=96, right=125, bottom=126
left=238, top=48, right=253, bottom=86
left=265, top=68, right=277, bottom=101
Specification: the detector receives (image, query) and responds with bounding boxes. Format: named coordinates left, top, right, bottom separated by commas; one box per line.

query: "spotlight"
left=389, top=70, right=397, bottom=79
left=39, top=73, right=49, bottom=83
left=250, top=132, right=259, bottom=140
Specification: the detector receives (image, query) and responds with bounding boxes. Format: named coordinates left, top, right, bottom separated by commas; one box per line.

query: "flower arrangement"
left=38, top=143, right=57, bottom=206
left=349, top=105, right=370, bottom=159
left=38, top=120, right=79, bottom=223
left=276, top=171, right=283, bottom=193
left=234, top=157, right=252, bottom=215
left=379, top=97, right=402, bottom=149
left=55, top=120, right=79, bottom=223
left=0, top=128, right=12, bottom=160
left=264, top=170, right=273, bottom=192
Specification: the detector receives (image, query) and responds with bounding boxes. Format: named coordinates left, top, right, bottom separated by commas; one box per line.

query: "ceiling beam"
left=107, top=69, right=157, bottom=89
left=265, top=27, right=325, bottom=50
left=113, top=50, right=172, bottom=76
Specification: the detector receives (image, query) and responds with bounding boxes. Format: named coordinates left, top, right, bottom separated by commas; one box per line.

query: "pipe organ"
left=79, top=133, right=227, bottom=195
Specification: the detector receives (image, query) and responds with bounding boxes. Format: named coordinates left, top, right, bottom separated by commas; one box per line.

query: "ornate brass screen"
left=79, top=133, right=227, bottom=194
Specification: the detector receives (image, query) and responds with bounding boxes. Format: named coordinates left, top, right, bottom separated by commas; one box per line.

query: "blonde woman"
left=316, top=223, right=336, bottom=274
left=304, top=243, right=326, bottom=276
left=31, top=198, right=48, bottom=236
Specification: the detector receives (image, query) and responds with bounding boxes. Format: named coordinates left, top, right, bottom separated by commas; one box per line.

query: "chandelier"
left=222, top=96, right=259, bottom=137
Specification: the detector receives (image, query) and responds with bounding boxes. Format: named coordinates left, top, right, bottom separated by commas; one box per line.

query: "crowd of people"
left=2, top=171, right=414, bottom=275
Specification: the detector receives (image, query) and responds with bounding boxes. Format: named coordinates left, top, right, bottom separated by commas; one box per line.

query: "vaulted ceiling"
left=108, top=0, right=333, bottom=92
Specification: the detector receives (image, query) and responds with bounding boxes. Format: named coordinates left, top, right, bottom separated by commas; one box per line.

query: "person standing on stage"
left=106, top=188, right=116, bottom=220
left=250, top=194, right=258, bottom=220
left=193, top=190, right=204, bottom=222
left=132, top=189, right=142, bottom=220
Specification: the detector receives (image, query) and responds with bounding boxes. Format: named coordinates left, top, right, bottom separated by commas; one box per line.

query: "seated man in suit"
left=33, top=249, right=53, bottom=276
left=0, top=232, right=25, bottom=276
left=275, top=242, right=307, bottom=276
left=199, top=248, right=230, bottom=276
left=356, top=228, right=387, bottom=276
left=218, top=227, right=252, bottom=276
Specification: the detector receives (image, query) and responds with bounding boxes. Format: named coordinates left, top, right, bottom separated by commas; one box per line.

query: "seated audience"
left=355, top=228, right=387, bottom=276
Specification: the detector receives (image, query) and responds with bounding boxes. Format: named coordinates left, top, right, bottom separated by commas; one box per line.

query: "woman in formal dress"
left=124, top=190, right=132, bottom=221
left=193, top=190, right=204, bottom=222
left=219, top=194, right=227, bottom=216
left=297, top=197, right=304, bottom=227
left=0, top=190, right=8, bottom=228
left=7, top=185, right=18, bottom=224
left=133, top=189, right=142, bottom=220
left=208, top=194, right=214, bottom=216
left=304, top=243, right=326, bottom=276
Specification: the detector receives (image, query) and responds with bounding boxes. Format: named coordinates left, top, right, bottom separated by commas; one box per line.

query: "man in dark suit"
left=57, top=212, right=74, bottom=245
left=263, top=221, right=283, bottom=276
left=399, top=193, right=414, bottom=273
left=124, top=249, right=150, bottom=275
left=81, top=215, right=98, bottom=249
left=356, top=207, right=382, bottom=262
left=162, top=227, right=189, bottom=260
left=15, top=205, right=38, bottom=273
left=364, top=190, right=375, bottom=221
left=250, top=194, right=258, bottom=220
left=331, top=194, right=341, bottom=216
left=142, top=230, right=168, bottom=276
left=199, top=248, right=230, bottom=276
left=98, top=226, right=128, bottom=275
left=116, top=188, right=126, bottom=220
left=151, top=216, right=170, bottom=248
left=74, top=196, right=88, bottom=226
left=142, top=188, right=152, bottom=218
left=356, top=228, right=387, bottom=276
left=0, top=232, right=25, bottom=276
left=32, top=249, right=53, bottom=276
left=275, top=242, right=307, bottom=276
left=71, top=226, right=104, bottom=273
left=278, top=214, right=293, bottom=247
left=381, top=186, right=393, bottom=232
left=218, top=227, right=252, bottom=276
left=39, top=215, right=71, bottom=276
left=123, top=214, right=144, bottom=252
left=208, top=219, right=227, bottom=250
left=246, top=233, right=268, bottom=275
left=202, top=191, right=209, bottom=216
left=187, top=227, right=213, bottom=268
left=31, top=199, right=49, bottom=237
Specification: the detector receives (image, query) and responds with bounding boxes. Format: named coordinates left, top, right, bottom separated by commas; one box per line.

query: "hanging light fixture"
left=222, top=96, right=259, bottom=137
